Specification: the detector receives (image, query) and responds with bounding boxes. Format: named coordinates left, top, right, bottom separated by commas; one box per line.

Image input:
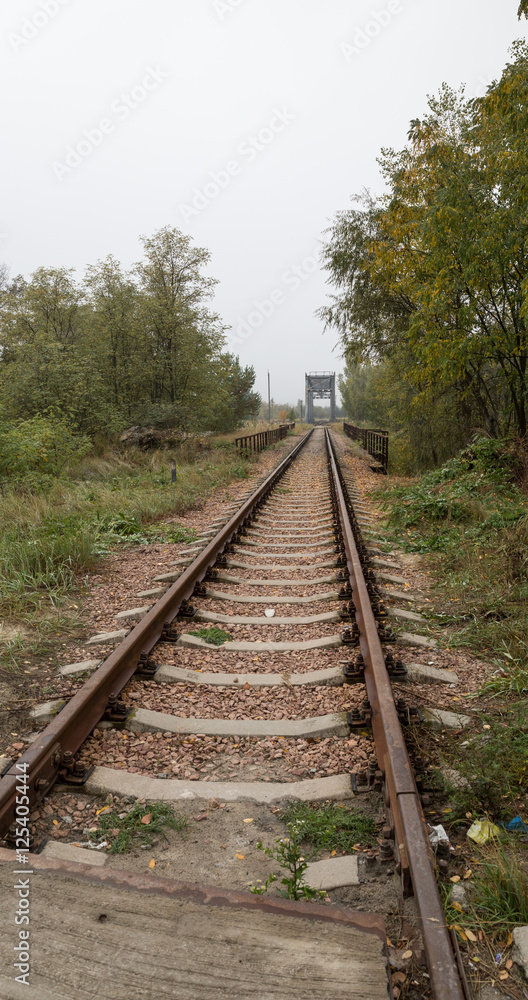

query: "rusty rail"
left=235, top=423, right=295, bottom=455
left=343, top=421, right=389, bottom=474
left=0, top=423, right=464, bottom=999
left=0, top=429, right=313, bottom=836
left=325, top=428, right=464, bottom=1000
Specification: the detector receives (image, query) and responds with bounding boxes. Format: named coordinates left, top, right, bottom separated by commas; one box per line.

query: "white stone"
left=116, top=606, right=150, bottom=622
left=304, top=855, right=359, bottom=890
left=421, top=708, right=471, bottom=729
left=59, top=660, right=100, bottom=677
left=42, top=842, right=107, bottom=867
left=86, top=629, right=128, bottom=645
left=405, top=663, right=459, bottom=685
left=30, top=700, right=66, bottom=722
left=513, top=926, right=528, bottom=977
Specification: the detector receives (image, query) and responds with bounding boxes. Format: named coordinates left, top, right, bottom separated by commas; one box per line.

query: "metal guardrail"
left=343, top=422, right=389, bottom=474
left=235, top=423, right=295, bottom=454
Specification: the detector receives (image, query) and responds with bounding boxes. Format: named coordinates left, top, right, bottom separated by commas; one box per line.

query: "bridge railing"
left=343, top=422, right=389, bottom=474
left=235, top=423, right=295, bottom=455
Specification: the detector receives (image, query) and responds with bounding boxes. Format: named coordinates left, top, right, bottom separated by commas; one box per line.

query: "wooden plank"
left=0, top=855, right=389, bottom=1000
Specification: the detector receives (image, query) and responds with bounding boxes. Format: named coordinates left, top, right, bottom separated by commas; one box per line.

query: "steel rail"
left=325, top=429, right=464, bottom=1000
left=0, top=429, right=314, bottom=837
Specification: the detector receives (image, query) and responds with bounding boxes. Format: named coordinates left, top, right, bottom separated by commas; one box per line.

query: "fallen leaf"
left=506, top=959, right=513, bottom=970
left=141, top=814, right=153, bottom=825
left=465, top=929, right=477, bottom=943
left=236, top=853, right=245, bottom=860
left=391, top=972, right=406, bottom=985
left=499, top=972, right=509, bottom=981
left=450, top=875, right=461, bottom=883
left=96, top=805, right=110, bottom=816
left=402, top=950, right=413, bottom=960
left=331, top=849, right=337, bottom=857
left=243, top=818, right=254, bottom=824
left=463, top=869, right=472, bottom=879
left=148, top=859, right=156, bottom=869
left=52, top=820, right=59, bottom=826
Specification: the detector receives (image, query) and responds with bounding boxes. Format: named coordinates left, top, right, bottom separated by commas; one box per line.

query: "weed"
left=90, top=801, right=187, bottom=854
left=376, top=436, right=528, bottom=659
left=442, top=843, right=528, bottom=932
left=471, top=842, right=528, bottom=927
left=250, top=822, right=326, bottom=901
left=0, top=442, right=251, bottom=659
left=281, top=802, right=375, bottom=854
left=442, top=703, right=528, bottom=818
left=187, top=627, right=232, bottom=646
left=481, top=641, right=528, bottom=698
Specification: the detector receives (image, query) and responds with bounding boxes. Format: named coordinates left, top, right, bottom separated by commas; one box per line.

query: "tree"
left=84, top=256, right=142, bottom=417
left=0, top=227, right=259, bottom=439
left=319, top=47, right=528, bottom=443
left=204, top=355, right=260, bottom=431
left=0, top=267, right=112, bottom=434
left=519, top=1, right=528, bottom=18
left=133, top=227, right=227, bottom=427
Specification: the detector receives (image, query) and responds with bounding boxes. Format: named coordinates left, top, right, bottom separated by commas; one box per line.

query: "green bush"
left=0, top=416, right=91, bottom=484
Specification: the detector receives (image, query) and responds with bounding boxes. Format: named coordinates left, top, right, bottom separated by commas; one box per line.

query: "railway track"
left=0, top=427, right=467, bottom=1000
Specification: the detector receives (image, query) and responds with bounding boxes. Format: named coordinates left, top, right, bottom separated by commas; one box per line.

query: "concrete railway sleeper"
left=0, top=427, right=465, bottom=1000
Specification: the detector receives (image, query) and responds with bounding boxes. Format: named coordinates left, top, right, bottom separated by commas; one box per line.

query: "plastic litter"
left=467, top=819, right=501, bottom=844
left=499, top=815, right=528, bottom=834
left=69, top=840, right=109, bottom=850
left=429, top=824, right=450, bottom=847
left=264, top=609, right=275, bottom=618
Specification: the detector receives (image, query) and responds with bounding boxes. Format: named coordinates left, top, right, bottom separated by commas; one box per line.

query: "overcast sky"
left=2, top=1, right=526, bottom=407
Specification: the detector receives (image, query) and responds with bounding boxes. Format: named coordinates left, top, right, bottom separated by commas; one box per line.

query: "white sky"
left=1, top=0, right=526, bottom=406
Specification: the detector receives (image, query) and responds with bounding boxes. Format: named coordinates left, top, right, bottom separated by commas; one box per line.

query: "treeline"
left=321, top=33, right=528, bottom=467
left=0, top=226, right=260, bottom=443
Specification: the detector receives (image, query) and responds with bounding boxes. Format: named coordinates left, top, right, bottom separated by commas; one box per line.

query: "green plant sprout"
left=249, top=822, right=326, bottom=902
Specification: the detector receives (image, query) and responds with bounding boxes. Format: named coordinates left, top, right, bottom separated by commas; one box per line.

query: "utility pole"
left=268, top=371, right=271, bottom=427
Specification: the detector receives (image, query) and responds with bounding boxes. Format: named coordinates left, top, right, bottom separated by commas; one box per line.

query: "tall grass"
left=471, top=843, right=528, bottom=928
left=0, top=440, right=258, bottom=663
left=377, top=437, right=528, bottom=661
